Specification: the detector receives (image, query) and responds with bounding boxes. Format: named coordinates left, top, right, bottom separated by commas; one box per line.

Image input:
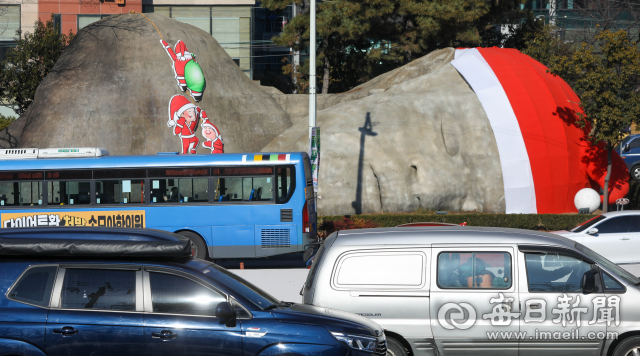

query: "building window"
left=53, top=14, right=61, bottom=34
left=143, top=6, right=252, bottom=78
left=0, top=5, right=20, bottom=41
left=77, top=15, right=109, bottom=30
left=0, top=5, right=20, bottom=62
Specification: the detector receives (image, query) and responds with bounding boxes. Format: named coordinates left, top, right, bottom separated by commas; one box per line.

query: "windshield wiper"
left=264, top=304, right=279, bottom=310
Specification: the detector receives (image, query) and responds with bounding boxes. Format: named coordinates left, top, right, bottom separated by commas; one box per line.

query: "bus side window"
left=95, top=180, right=145, bottom=204
left=47, top=181, right=90, bottom=205
left=276, top=166, right=295, bottom=204
left=215, top=176, right=273, bottom=202
left=0, top=182, right=43, bottom=206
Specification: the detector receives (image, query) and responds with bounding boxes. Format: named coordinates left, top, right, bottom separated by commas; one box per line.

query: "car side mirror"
left=624, top=143, right=631, bottom=152
left=581, top=269, right=598, bottom=293
left=587, top=228, right=599, bottom=235
left=215, top=301, right=237, bottom=327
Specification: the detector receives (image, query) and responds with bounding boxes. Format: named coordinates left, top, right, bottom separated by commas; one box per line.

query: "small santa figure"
left=167, top=95, right=200, bottom=154
left=160, top=39, right=206, bottom=102
left=201, top=117, right=224, bottom=153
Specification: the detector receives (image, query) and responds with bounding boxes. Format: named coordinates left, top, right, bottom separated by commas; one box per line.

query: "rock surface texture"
left=0, top=14, right=292, bottom=154
left=263, top=48, right=507, bottom=215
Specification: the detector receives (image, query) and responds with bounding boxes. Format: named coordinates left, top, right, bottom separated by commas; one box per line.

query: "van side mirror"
left=581, top=269, right=598, bottom=293
left=587, top=228, right=599, bottom=235
left=624, top=143, right=631, bottom=152
left=215, top=302, right=237, bottom=327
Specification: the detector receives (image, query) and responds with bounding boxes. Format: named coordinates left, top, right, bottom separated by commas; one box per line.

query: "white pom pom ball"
left=574, top=188, right=600, bottom=213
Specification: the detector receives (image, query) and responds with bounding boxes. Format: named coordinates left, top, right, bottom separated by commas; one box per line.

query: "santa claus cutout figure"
left=201, top=118, right=224, bottom=153
left=161, top=40, right=206, bottom=102
left=167, top=95, right=202, bottom=154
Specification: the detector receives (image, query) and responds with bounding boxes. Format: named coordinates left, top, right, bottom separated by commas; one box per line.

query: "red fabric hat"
left=168, top=95, right=196, bottom=122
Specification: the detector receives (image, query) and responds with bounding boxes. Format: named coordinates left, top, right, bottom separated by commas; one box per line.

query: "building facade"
left=1, top=0, right=294, bottom=81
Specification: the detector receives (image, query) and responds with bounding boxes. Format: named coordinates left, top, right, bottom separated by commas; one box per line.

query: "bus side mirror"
left=215, top=302, right=237, bottom=327
left=581, top=269, right=598, bottom=293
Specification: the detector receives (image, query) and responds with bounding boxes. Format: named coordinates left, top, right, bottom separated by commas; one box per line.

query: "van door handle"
left=621, top=237, right=631, bottom=240
left=53, top=326, right=78, bottom=336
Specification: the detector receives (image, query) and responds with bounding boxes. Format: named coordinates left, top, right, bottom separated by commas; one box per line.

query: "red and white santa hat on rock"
left=168, top=94, right=196, bottom=121
left=451, top=48, right=629, bottom=214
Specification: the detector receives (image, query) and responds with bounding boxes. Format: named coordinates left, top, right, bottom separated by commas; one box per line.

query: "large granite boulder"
left=0, top=14, right=292, bottom=154
left=263, top=48, right=507, bottom=215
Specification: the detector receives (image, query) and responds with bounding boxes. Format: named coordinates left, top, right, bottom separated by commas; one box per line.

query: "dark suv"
left=0, top=228, right=385, bottom=356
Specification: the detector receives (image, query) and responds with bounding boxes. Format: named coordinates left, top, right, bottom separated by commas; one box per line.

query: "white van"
left=303, top=226, right=640, bottom=356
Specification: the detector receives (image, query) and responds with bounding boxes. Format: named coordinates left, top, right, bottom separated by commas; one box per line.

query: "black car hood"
left=271, top=304, right=383, bottom=337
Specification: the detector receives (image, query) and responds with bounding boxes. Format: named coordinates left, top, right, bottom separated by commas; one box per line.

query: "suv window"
left=438, top=252, right=512, bottom=289
left=525, top=253, right=591, bottom=292
left=7, top=266, right=57, bottom=307
left=61, top=269, right=136, bottom=311
left=594, top=216, right=633, bottom=234
left=149, top=272, right=226, bottom=316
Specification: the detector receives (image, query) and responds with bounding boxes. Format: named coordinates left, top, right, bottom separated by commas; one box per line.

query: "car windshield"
left=575, top=242, right=640, bottom=285
left=200, top=263, right=280, bottom=310
left=571, top=215, right=606, bottom=232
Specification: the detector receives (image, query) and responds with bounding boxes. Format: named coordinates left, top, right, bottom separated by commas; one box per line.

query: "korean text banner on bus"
left=2, top=211, right=146, bottom=228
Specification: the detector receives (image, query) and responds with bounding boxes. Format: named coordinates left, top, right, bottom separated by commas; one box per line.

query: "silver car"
left=303, top=226, right=640, bottom=356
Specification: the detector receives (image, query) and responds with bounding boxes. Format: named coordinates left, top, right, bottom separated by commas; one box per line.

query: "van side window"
left=524, top=253, right=591, bottom=292
left=438, top=252, right=512, bottom=289
left=334, top=251, right=426, bottom=289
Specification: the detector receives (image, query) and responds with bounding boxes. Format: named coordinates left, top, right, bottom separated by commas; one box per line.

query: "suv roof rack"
left=0, top=227, right=192, bottom=259
left=0, top=148, right=109, bottom=160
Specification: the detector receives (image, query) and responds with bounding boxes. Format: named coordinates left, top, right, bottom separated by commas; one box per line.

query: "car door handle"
left=621, top=237, right=631, bottom=240
left=53, top=326, right=78, bottom=336
left=151, top=330, right=178, bottom=340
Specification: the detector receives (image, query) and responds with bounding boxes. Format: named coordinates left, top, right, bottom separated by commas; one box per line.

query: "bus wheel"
left=177, top=231, right=207, bottom=260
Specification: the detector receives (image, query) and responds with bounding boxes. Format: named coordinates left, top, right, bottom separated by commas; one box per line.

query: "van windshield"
left=305, top=243, right=326, bottom=291
left=575, top=243, right=640, bottom=285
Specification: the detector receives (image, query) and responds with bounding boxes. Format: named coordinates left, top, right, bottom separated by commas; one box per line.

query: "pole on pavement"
left=309, top=0, right=316, bottom=139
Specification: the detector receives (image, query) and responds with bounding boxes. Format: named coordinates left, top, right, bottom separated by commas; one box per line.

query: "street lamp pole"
left=308, top=0, right=316, bottom=139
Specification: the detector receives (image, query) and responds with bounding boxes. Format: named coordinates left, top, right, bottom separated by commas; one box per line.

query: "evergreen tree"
left=0, top=16, right=74, bottom=115
left=265, top=0, right=523, bottom=93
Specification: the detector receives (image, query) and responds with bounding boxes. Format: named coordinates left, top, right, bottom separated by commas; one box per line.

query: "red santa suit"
left=201, top=116, right=224, bottom=153
left=168, top=95, right=200, bottom=154
left=160, top=40, right=203, bottom=101
left=452, top=48, right=629, bottom=213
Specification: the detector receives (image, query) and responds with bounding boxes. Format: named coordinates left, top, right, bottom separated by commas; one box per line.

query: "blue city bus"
left=0, top=148, right=317, bottom=260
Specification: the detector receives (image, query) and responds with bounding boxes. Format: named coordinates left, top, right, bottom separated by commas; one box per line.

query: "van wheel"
left=613, top=336, right=640, bottom=356
left=632, top=165, right=640, bottom=182
left=386, top=337, right=408, bottom=356
left=177, top=231, right=207, bottom=259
